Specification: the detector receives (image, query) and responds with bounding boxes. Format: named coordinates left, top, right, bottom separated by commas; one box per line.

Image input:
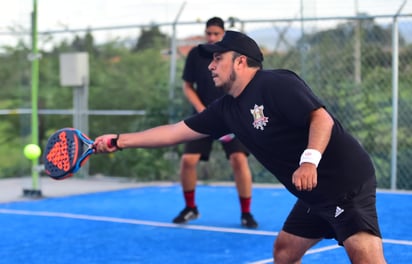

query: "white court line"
left=1, top=208, right=411, bottom=264
left=382, top=238, right=412, bottom=246
left=248, top=245, right=341, bottom=264
left=0, top=208, right=278, bottom=236
left=2, top=208, right=411, bottom=247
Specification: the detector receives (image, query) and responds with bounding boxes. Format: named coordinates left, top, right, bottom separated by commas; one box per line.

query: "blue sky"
left=1, top=0, right=411, bottom=48
left=2, top=0, right=411, bottom=32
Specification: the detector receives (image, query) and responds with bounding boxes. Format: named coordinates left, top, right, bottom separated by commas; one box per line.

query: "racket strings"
left=46, top=131, right=73, bottom=172
left=44, top=128, right=93, bottom=180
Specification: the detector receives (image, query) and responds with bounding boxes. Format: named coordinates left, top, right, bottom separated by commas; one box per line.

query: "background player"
left=173, top=17, right=258, bottom=228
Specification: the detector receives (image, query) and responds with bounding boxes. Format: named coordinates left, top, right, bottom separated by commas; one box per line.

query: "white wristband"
left=299, top=149, right=322, bottom=167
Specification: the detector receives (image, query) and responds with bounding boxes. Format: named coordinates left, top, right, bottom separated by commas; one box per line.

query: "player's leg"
left=229, top=152, right=252, bottom=198
left=180, top=153, right=201, bottom=193
left=343, top=232, right=386, bottom=264
left=172, top=137, right=213, bottom=224
left=173, top=152, right=201, bottom=224
left=276, top=199, right=330, bottom=263
left=274, top=231, right=321, bottom=264
left=222, top=139, right=257, bottom=228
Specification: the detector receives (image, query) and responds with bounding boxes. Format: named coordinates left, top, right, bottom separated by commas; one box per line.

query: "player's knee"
left=274, top=248, right=302, bottom=263
left=273, top=238, right=302, bottom=264
left=229, top=152, right=247, bottom=165
left=181, top=155, right=199, bottom=168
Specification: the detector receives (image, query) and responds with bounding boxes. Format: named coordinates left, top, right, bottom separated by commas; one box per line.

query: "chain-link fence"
left=258, top=14, right=412, bottom=191
left=167, top=14, right=412, bottom=190
left=1, top=14, right=412, bottom=190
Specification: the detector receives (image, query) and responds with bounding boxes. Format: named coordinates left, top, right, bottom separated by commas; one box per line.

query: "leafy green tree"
left=0, top=41, right=33, bottom=177
left=132, top=25, right=169, bottom=52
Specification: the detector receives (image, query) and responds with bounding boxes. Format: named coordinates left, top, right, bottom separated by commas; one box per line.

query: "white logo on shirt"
left=334, top=206, right=345, bottom=218
left=250, top=104, right=269, bottom=130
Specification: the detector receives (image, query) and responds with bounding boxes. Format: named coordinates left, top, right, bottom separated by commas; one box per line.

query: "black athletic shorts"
left=183, top=136, right=249, bottom=161
left=282, top=177, right=382, bottom=245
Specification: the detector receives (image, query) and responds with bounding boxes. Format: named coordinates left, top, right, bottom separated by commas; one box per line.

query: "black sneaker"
left=241, top=212, right=258, bottom=228
left=172, top=206, right=200, bottom=224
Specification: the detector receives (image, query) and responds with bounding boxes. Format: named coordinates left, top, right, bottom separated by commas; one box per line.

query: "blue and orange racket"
left=43, top=128, right=95, bottom=180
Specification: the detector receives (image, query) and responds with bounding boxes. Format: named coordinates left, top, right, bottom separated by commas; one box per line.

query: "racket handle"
left=107, top=138, right=113, bottom=148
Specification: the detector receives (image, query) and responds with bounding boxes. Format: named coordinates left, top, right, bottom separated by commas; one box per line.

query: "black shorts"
left=183, top=136, right=249, bottom=161
left=282, top=177, right=382, bottom=245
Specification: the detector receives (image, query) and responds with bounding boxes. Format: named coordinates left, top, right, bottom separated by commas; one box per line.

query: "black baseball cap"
left=199, top=30, right=263, bottom=63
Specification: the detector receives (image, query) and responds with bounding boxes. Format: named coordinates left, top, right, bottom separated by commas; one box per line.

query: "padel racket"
left=43, top=128, right=95, bottom=180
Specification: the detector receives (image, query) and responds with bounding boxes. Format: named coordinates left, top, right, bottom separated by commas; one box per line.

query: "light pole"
left=24, top=0, right=42, bottom=197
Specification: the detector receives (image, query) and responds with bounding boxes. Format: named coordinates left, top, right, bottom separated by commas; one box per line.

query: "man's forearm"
left=116, top=121, right=205, bottom=149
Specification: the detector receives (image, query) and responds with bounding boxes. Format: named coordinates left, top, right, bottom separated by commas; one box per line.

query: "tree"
left=132, top=25, right=169, bottom=52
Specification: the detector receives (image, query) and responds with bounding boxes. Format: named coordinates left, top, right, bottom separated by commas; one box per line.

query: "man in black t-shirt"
left=175, top=17, right=257, bottom=228
left=94, top=31, right=386, bottom=263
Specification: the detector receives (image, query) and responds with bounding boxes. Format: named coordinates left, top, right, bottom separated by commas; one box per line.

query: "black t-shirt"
left=182, top=46, right=225, bottom=108
left=184, top=69, right=375, bottom=205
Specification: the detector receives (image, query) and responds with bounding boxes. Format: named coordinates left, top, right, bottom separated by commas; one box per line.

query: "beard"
left=218, top=69, right=237, bottom=94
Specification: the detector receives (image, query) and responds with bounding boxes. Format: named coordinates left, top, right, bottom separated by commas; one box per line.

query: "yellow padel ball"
left=23, top=144, right=42, bottom=160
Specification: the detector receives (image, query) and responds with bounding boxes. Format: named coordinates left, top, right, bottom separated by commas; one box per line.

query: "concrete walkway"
left=0, top=175, right=281, bottom=204
left=0, top=176, right=173, bottom=203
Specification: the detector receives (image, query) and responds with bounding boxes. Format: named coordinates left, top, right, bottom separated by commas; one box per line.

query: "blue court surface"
left=0, top=184, right=411, bottom=263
